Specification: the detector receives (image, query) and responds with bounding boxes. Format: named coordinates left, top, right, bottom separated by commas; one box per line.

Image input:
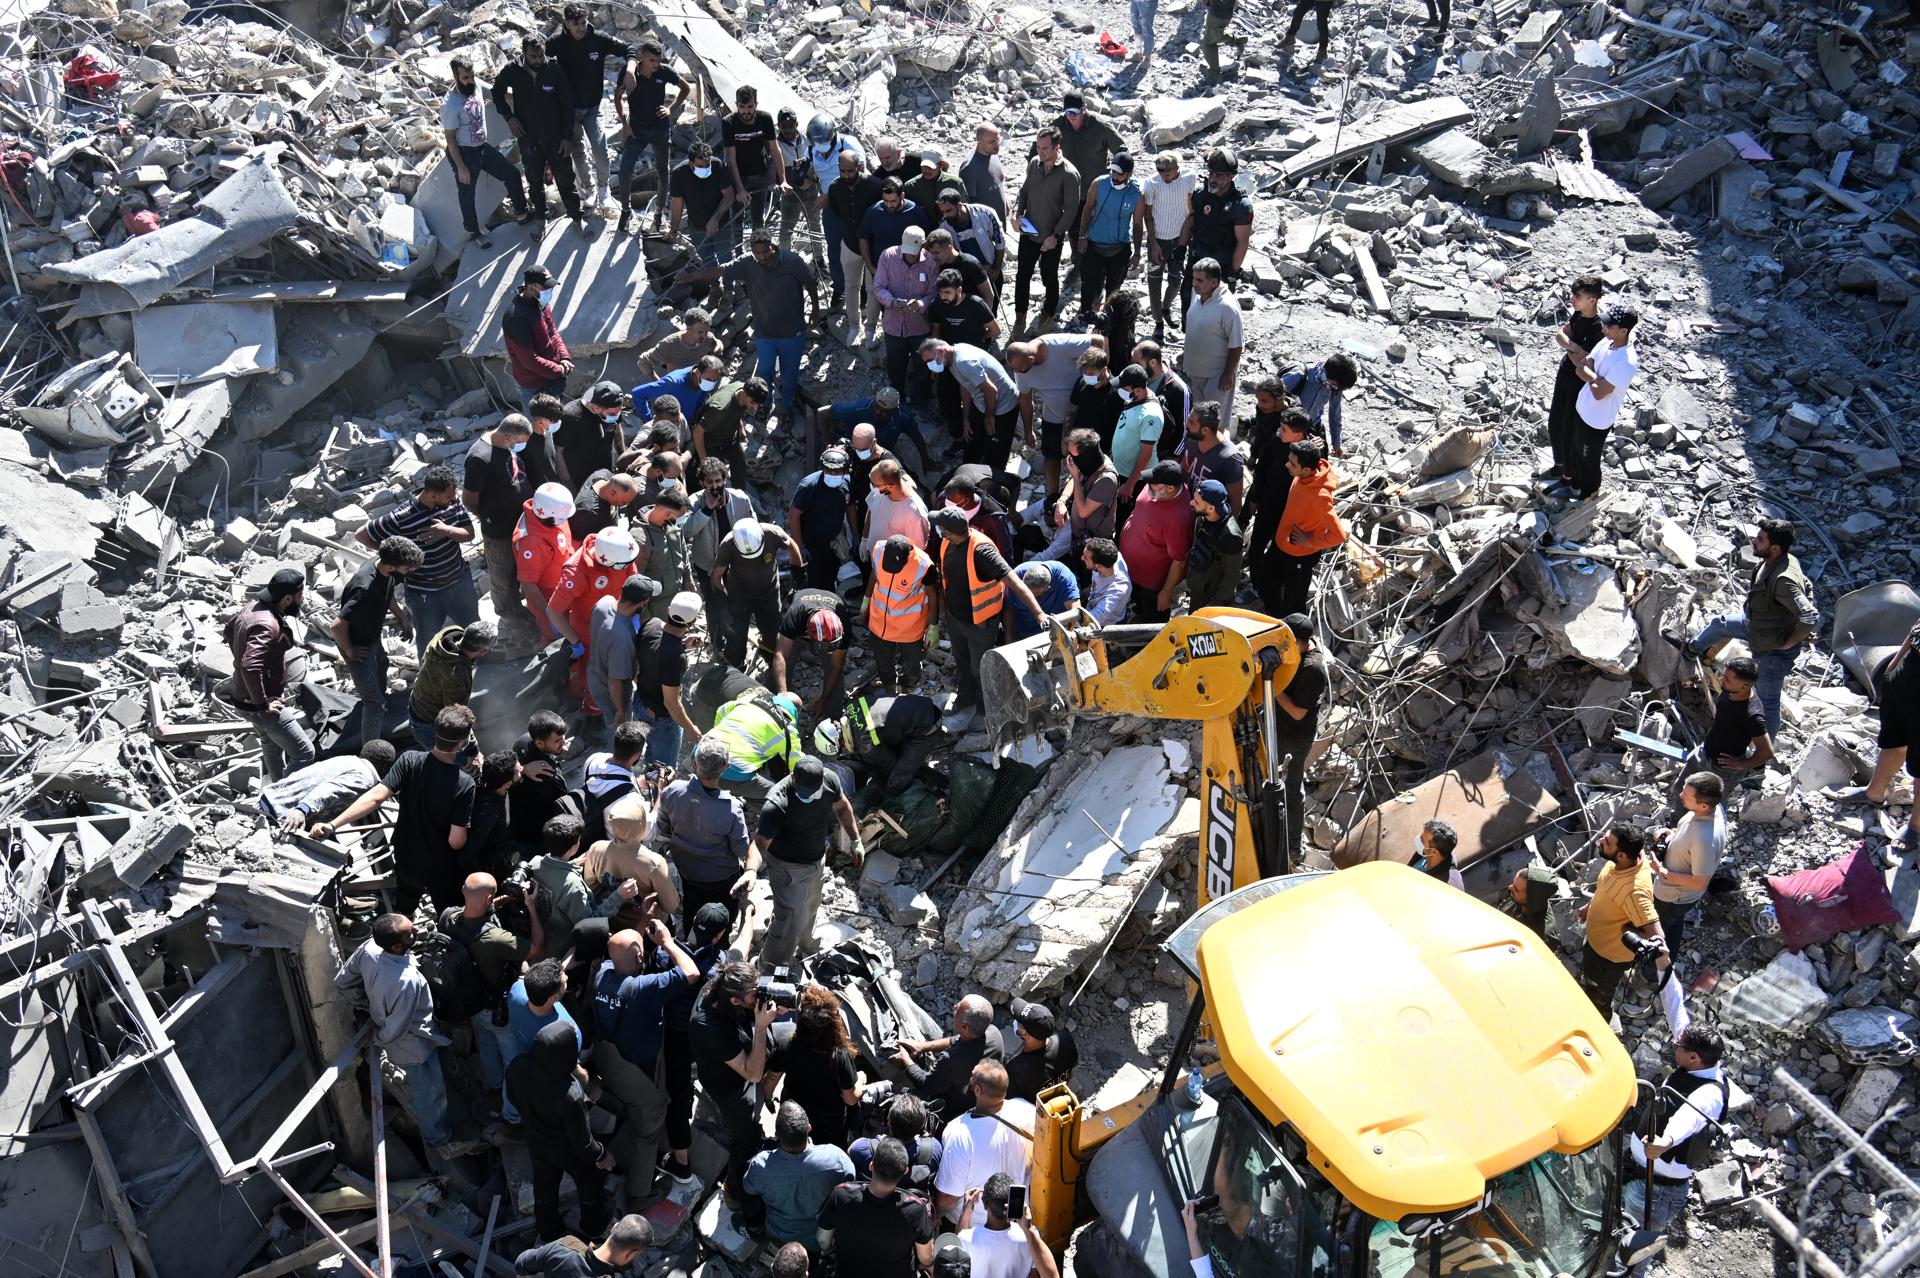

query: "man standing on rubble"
left=442, top=58, right=530, bottom=250
left=493, top=37, right=587, bottom=235
left=1675, top=517, right=1818, bottom=740
left=336, top=913, right=470, bottom=1160
left=1651, top=773, right=1726, bottom=946
left=613, top=40, right=688, bottom=237
left=1576, top=825, right=1664, bottom=1017
left=514, top=483, right=576, bottom=645
left=724, top=227, right=817, bottom=417
left=332, top=536, right=423, bottom=748
left=1542, top=275, right=1605, bottom=486
left=547, top=526, right=642, bottom=713
left=463, top=413, right=537, bottom=634
left=318, top=703, right=479, bottom=912
left=1268, top=441, right=1343, bottom=618
left=1182, top=259, right=1244, bottom=424
left=504, top=265, right=575, bottom=412
left=755, top=755, right=862, bottom=966
left=722, top=85, right=783, bottom=243
left=1565, top=303, right=1641, bottom=500
left=1271, top=614, right=1329, bottom=873
left=546, top=5, right=632, bottom=215
left=360, top=465, right=480, bottom=656
left=930, top=507, right=1045, bottom=733
left=226, top=567, right=316, bottom=781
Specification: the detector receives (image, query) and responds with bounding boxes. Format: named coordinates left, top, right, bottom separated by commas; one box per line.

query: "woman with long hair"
left=770, top=983, right=862, bottom=1148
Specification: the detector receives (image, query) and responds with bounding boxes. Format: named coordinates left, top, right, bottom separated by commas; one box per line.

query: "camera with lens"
left=1621, top=927, right=1666, bottom=983
left=757, top=968, right=800, bottom=1010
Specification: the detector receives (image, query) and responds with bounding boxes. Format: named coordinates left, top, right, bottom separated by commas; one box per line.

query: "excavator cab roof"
left=1170, top=862, right=1635, bottom=1222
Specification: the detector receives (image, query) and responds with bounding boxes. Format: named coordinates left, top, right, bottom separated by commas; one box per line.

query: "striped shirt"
left=365, top=497, right=474, bottom=591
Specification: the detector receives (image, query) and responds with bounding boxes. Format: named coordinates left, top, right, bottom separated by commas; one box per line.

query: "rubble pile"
left=2, top=0, right=1918, bottom=1273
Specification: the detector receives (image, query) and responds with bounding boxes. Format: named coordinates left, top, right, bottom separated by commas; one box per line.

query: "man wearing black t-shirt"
left=753, top=757, right=860, bottom=966
left=775, top=588, right=853, bottom=717
left=1272, top=613, right=1329, bottom=875
left=926, top=230, right=996, bottom=311
left=315, top=704, right=480, bottom=912
left=690, top=960, right=780, bottom=1193
left=464, top=414, right=536, bottom=630
left=1003, top=1000, right=1078, bottom=1102
left=331, top=536, right=422, bottom=748
left=612, top=39, right=688, bottom=235
left=720, top=85, right=782, bottom=239
left=670, top=141, right=737, bottom=277
left=818, top=1137, right=937, bottom=1276
left=1670, top=655, right=1773, bottom=811
left=635, top=593, right=701, bottom=769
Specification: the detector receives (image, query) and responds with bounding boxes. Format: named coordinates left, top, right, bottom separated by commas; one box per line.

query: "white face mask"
left=824, top=472, right=849, bottom=490
left=927, top=359, right=947, bottom=374
left=1081, top=373, right=1101, bottom=387
left=854, top=447, right=874, bottom=460
left=660, top=477, right=682, bottom=491
left=698, top=378, right=719, bottom=392
left=693, top=164, right=713, bottom=179
left=944, top=499, right=975, bottom=519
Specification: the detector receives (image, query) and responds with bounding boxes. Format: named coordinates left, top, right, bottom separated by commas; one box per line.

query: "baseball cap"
left=1196, top=478, right=1232, bottom=515
left=900, top=225, right=927, bottom=252
left=523, top=264, right=554, bottom=286
left=588, top=380, right=626, bottom=409
left=262, top=566, right=306, bottom=603
left=920, top=149, right=943, bottom=169
left=691, top=901, right=732, bottom=944
left=1109, top=151, right=1134, bottom=175
left=1115, top=362, right=1149, bottom=390
left=1011, top=999, right=1057, bottom=1039
left=1282, top=612, right=1316, bottom=643
left=667, top=590, right=703, bottom=625
left=932, top=1234, right=971, bottom=1278
left=618, top=574, right=662, bottom=606
left=930, top=508, right=970, bottom=537
left=791, top=755, right=828, bottom=802
left=1147, top=459, right=1185, bottom=487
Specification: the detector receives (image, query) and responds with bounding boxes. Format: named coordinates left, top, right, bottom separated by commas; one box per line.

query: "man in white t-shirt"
left=933, top=1060, right=1036, bottom=1225
left=1566, top=303, right=1641, bottom=498
left=1140, top=152, right=1199, bottom=333
left=1651, top=770, right=1726, bottom=945
left=957, top=1172, right=1061, bottom=1278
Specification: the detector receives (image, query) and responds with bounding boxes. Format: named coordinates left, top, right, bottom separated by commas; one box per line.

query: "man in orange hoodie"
left=514, top=483, right=577, bottom=643
left=1268, top=440, right=1342, bottom=617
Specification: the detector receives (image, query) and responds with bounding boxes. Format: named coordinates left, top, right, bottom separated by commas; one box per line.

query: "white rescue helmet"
left=592, top=526, right=638, bottom=567
left=813, top=718, right=846, bottom=757
left=531, top=482, right=575, bottom=522
left=732, top=519, right=765, bottom=556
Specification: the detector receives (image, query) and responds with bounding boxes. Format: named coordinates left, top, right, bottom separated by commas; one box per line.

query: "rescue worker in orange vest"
left=545, top=526, right=640, bottom=709
left=866, top=533, right=937, bottom=693
left=929, top=507, right=1044, bottom=733
left=812, top=691, right=947, bottom=796
left=514, top=482, right=577, bottom=643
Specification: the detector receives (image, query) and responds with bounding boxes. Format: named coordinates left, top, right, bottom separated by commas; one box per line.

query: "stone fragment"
left=1722, top=950, right=1828, bottom=1034
left=1813, top=1006, right=1919, bottom=1065
left=57, top=578, right=124, bottom=638
left=881, top=883, right=936, bottom=927
left=1143, top=97, right=1227, bottom=148
left=1836, top=1065, right=1904, bottom=1130
left=1855, top=448, right=1902, bottom=479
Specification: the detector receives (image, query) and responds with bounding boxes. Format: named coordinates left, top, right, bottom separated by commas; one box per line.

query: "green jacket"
left=1745, top=553, right=1817, bottom=653
left=409, top=624, right=476, bottom=721
left=529, top=853, right=620, bottom=958
left=638, top=514, right=692, bottom=620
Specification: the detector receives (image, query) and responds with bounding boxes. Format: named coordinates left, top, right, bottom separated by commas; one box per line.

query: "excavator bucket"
left=979, top=628, right=1074, bottom=744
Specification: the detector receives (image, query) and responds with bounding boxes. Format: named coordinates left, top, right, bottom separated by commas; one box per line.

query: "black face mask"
left=1071, top=449, right=1104, bottom=476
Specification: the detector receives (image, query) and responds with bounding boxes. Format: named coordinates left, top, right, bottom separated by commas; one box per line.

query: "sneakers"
left=469, top=231, right=493, bottom=251
left=656, top=1156, right=696, bottom=1187
left=593, top=184, right=610, bottom=210
left=514, top=207, right=536, bottom=225
left=1534, top=464, right=1564, bottom=480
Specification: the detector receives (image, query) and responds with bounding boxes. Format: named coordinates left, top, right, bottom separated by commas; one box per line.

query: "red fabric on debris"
left=1764, top=848, right=1900, bottom=953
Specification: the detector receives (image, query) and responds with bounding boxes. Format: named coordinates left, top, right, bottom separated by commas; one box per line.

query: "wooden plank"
left=75, top=1108, right=162, bottom=1278
left=1797, top=171, right=1879, bottom=218
left=1279, top=96, right=1474, bottom=183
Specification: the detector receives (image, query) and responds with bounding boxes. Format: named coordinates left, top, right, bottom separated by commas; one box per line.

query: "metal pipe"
left=1746, top=1195, right=1850, bottom=1278
left=257, top=1161, right=381, bottom=1278
left=472, top=1195, right=499, bottom=1278
left=372, top=1049, right=393, bottom=1278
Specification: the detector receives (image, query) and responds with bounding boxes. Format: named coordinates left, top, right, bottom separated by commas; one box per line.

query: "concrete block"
left=1856, top=447, right=1902, bottom=479
left=1639, top=137, right=1739, bottom=209
left=859, top=848, right=901, bottom=894
left=1695, top=1160, right=1745, bottom=1208
left=1837, top=1064, right=1904, bottom=1130
left=881, top=883, right=936, bottom=927
left=57, top=579, right=124, bottom=638
left=695, top=1193, right=757, bottom=1263
left=220, top=515, right=260, bottom=555
left=1143, top=97, right=1227, bottom=147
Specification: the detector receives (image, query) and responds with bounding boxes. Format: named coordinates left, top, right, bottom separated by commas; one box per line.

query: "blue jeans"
left=404, top=574, right=481, bottom=658
left=454, top=143, right=526, bottom=237
left=754, top=334, right=805, bottom=410
left=1622, top=1178, right=1692, bottom=1277
left=1131, top=0, right=1157, bottom=45
left=638, top=702, right=683, bottom=767
left=345, top=642, right=389, bottom=747
left=471, top=1009, right=515, bottom=1092
left=822, top=206, right=846, bottom=294
left=1690, top=615, right=1800, bottom=739
left=405, top=1049, right=452, bottom=1147
left=615, top=129, right=671, bottom=214
left=240, top=704, right=315, bottom=781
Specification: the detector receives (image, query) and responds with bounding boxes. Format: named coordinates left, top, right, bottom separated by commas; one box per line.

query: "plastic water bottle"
left=1185, top=1067, right=1204, bottom=1107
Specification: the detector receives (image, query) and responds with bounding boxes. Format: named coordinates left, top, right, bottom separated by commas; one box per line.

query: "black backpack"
left=414, top=921, right=488, bottom=1020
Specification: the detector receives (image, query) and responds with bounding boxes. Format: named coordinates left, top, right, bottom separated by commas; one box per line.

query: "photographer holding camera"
left=691, top=959, right=782, bottom=1196
left=442, top=871, right=546, bottom=1106
left=1576, top=825, right=1665, bottom=1018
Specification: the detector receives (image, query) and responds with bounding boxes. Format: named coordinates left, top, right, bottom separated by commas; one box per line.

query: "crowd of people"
left=202, top=14, right=1903, bottom=1275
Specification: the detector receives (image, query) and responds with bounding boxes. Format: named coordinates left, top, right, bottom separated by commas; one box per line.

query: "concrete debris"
left=1723, top=950, right=1829, bottom=1036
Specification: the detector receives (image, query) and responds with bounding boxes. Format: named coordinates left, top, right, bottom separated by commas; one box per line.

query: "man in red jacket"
left=226, top=567, right=316, bottom=780
left=515, top=482, right=578, bottom=642
left=504, top=265, right=574, bottom=413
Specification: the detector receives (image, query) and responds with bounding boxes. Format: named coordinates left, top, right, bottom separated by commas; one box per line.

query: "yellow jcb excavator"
left=978, top=609, right=1644, bottom=1278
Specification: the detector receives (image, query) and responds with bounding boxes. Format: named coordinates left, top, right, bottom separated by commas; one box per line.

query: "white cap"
left=530, top=482, right=575, bottom=522
left=900, top=225, right=927, bottom=252
left=667, top=590, right=704, bottom=625
left=592, top=526, right=638, bottom=567
left=731, top=519, right=764, bottom=555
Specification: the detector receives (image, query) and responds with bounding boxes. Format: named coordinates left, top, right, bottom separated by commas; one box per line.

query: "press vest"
left=869, top=548, right=932, bottom=642
left=1651, top=1066, right=1728, bottom=1183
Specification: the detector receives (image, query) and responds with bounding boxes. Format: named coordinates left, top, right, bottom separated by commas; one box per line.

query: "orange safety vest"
left=869, top=547, right=932, bottom=642
left=958, top=528, right=1004, bottom=625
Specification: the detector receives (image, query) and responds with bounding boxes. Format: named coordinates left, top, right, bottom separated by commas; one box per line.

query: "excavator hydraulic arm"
left=980, top=607, right=1301, bottom=905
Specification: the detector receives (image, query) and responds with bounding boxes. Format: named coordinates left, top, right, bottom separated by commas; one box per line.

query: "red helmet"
left=805, top=607, right=845, bottom=643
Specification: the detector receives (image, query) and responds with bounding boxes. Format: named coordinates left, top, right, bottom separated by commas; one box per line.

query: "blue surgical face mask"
left=854, top=447, right=873, bottom=460
left=539, top=288, right=554, bottom=308
left=699, top=378, right=720, bottom=392
left=693, top=164, right=713, bottom=179
left=927, top=359, right=947, bottom=374
left=661, top=477, right=682, bottom=492
left=1082, top=373, right=1101, bottom=387
left=510, top=440, right=528, bottom=455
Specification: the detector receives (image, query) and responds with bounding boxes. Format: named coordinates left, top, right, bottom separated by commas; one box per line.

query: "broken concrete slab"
left=1722, top=950, right=1829, bottom=1035
left=131, top=302, right=278, bottom=387
left=56, top=578, right=124, bottom=639
left=44, top=155, right=301, bottom=316
left=944, top=742, right=1185, bottom=999
left=1638, top=136, right=1739, bottom=210
left=1813, top=1006, right=1918, bottom=1065
left=1405, top=128, right=1558, bottom=197
left=1836, top=1064, right=1905, bottom=1131
left=1332, top=748, right=1562, bottom=872
left=224, top=305, right=378, bottom=446
left=1280, top=96, right=1473, bottom=183
left=1143, top=97, right=1227, bottom=148
left=445, top=224, right=661, bottom=361
left=1525, top=564, right=1642, bottom=676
